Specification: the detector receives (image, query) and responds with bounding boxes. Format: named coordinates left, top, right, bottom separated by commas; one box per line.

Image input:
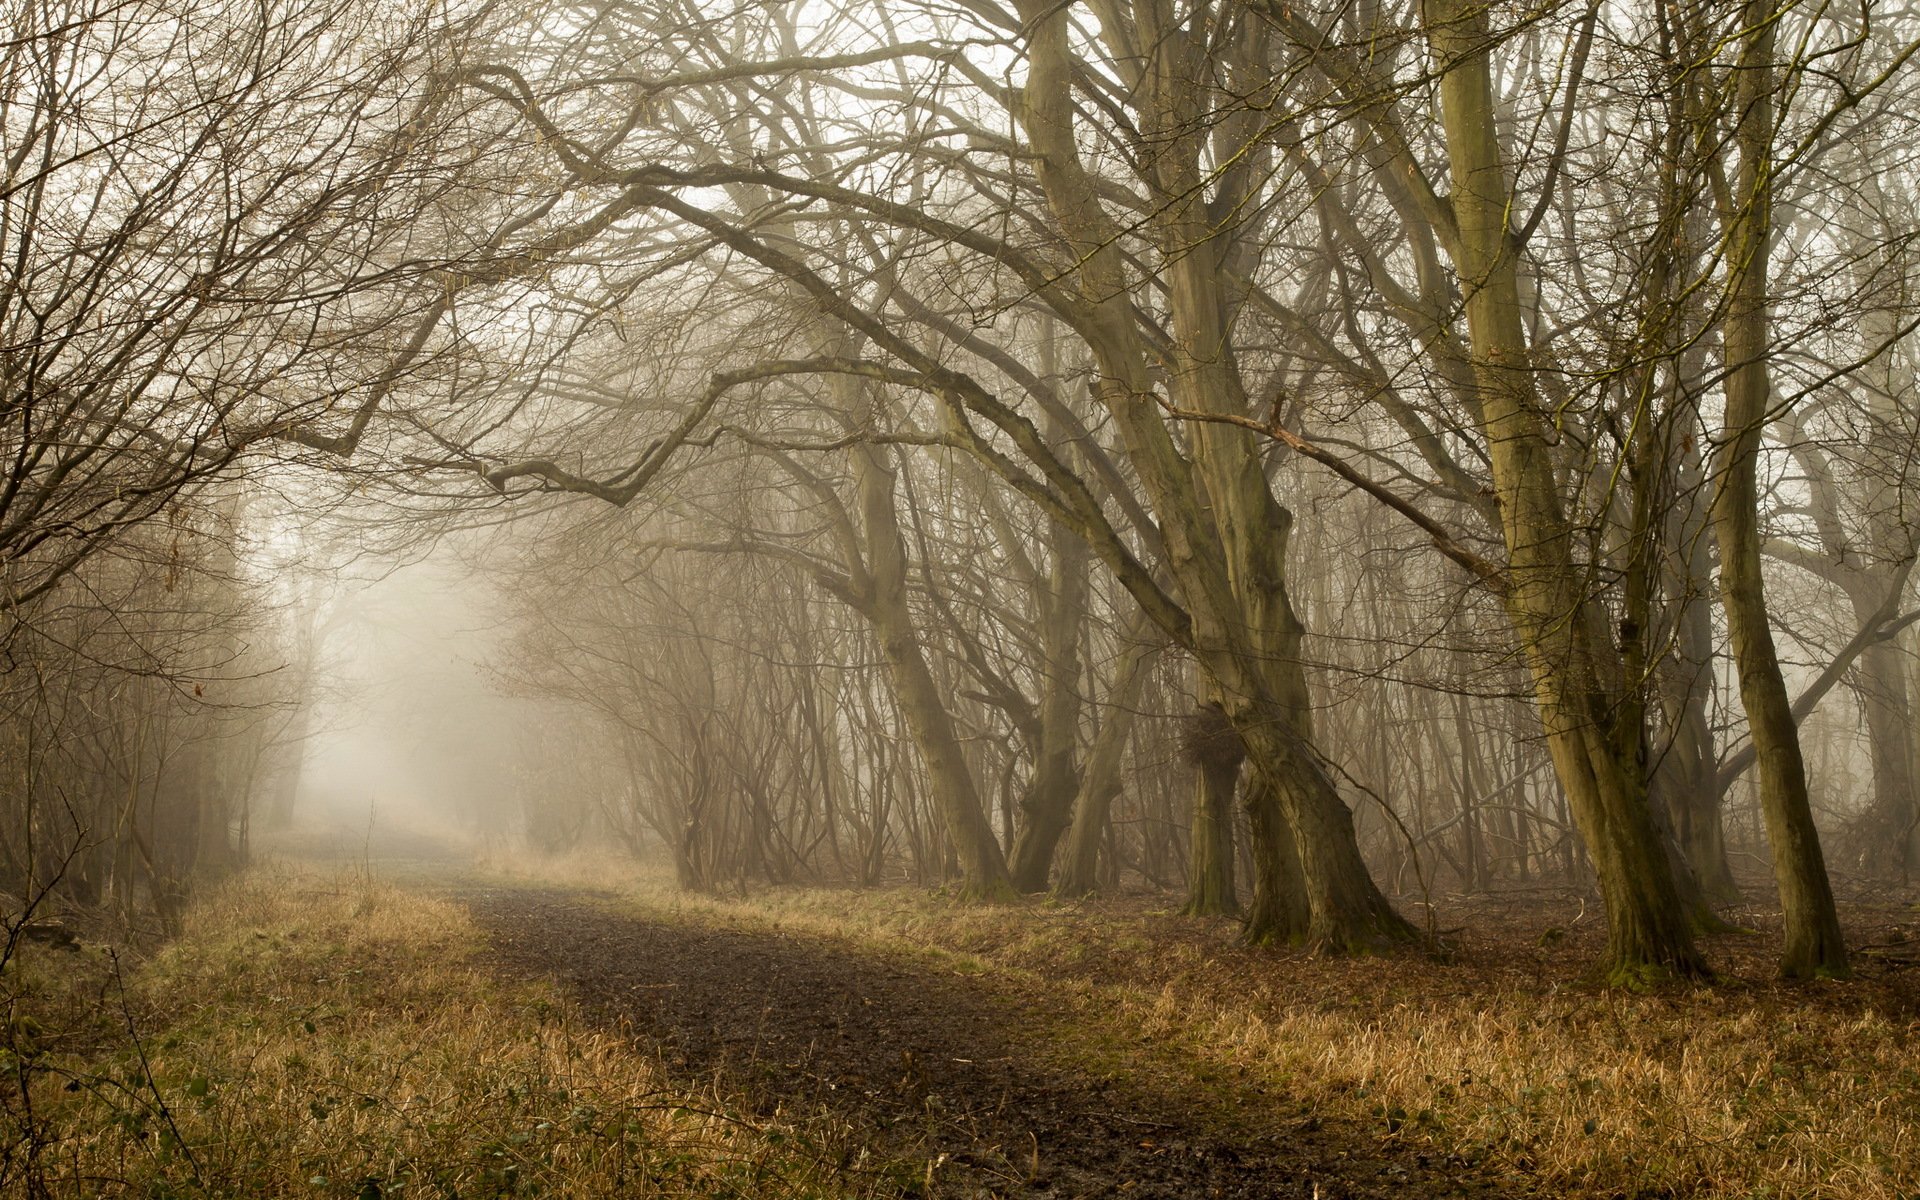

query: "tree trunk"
left=1054, top=628, right=1156, bottom=897
left=1707, top=3, right=1847, bottom=978
left=1857, top=620, right=1918, bottom=877
left=1429, top=0, right=1706, bottom=982
left=1653, top=691, right=1740, bottom=906
left=1453, top=695, right=1489, bottom=891
left=1013, top=0, right=1407, bottom=949
left=1242, top=774, right=1312, bottom=939
left=1655, top=443, right=1740, bottom=903
left=1006, top=733, right=1079, bottom=891
left=1182, top=699, right=1242, bottom=917
left=1007, top=494, right=1090, bottom=891
left=851, top=432, right=1013, bottom=897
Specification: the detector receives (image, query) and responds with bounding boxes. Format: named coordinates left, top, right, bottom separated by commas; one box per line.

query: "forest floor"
left=462, top=883, right=1497, bottom=1200
left=6, top=848, right=1920, bottom=1199
left=451, top=855, right=1920, bottom=1200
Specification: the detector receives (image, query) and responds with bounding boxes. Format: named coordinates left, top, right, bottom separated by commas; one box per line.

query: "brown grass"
left=493, top=852, right=1920, bottom=1200
left=0, top=865, right=906, bottom=1199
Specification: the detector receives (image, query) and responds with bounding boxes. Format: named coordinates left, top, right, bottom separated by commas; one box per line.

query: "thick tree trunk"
left=1713, top=534, right=1846, bottom=976
left=1708, top=5, right=1846, bottom=979
left=1858, top=624, right=1918, bottom=876
left=1241, top=775, right=1311, bottom=939
left=1182, top=700, right=1242, bottom=917
left=1013, top=0, right=1406, bottom=949
left=1429, top=0, right=1706, bottom=982
left=1548, top=718, right=1709, bottom=981
left=1006, top=734, right=1079, bottom=891
left=1192, top=457, right=1403, bottom=948
left=1235, top=715, right=1396, bottom=948
left=1161, top=174, right=1403, bottom=946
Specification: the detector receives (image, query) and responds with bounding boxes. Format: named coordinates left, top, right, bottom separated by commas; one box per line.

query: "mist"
left=4, top=0, right=1919, bottom=1195
left=288, top=555, right=532, bottom=857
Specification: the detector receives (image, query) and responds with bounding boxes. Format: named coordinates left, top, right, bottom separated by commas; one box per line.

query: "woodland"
left=3, top=0, right=1920, bottom=1193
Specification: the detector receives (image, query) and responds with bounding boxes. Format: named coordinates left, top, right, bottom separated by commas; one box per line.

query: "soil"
left=461, top=885, right=1511, bottom=1200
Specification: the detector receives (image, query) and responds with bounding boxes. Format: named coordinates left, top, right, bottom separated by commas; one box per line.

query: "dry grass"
left=493, top=851, right=1920, bottom=1200
left=0, top=865, right=905, bottom=1199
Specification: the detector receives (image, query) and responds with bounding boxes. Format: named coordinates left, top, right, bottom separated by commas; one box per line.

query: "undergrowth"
left=0, top=866, right=903, bottom=1199
left=493, top=852, right=1920, bottom=1200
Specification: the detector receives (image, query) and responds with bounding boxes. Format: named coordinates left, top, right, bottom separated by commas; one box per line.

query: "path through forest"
left=460, top=885, right=1508, bottom=1199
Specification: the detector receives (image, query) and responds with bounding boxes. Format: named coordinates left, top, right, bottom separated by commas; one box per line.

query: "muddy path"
left=460, top=885, right=1509, bottom=1199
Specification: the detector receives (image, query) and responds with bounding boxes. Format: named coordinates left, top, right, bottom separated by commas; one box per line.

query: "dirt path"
left=460, top=885, right=1507, bottom=1200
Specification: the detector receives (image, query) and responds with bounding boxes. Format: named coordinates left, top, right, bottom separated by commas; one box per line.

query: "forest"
left=2, top=0, right=1919, bottom=1194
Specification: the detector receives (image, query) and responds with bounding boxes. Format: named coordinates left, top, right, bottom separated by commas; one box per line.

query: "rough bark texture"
left=1241, top=775, right=1312, bottom=942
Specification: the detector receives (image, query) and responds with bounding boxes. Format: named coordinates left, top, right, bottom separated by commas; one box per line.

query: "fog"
left=289, top=554, right=530, bottom=857
left=10, top=4, right=1920, bottom=1195
left=2, top=0, right=1917, bottom=989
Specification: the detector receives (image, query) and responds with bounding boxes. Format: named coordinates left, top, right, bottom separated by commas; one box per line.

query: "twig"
left=107, top=950, right=203, bottom=1182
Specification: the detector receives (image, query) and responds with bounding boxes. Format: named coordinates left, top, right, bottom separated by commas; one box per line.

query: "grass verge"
left=0, top=866, right=904, bottom=1199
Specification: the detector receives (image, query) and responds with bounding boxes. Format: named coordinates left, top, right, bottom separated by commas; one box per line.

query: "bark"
left=1237, top=716, right=1392, bottom=947
left=1182, top=699, right=1242, bottom=917
left=1007, top=468, right=1091, bottom=891
left=1856, top=637, right=1917, bottom=875
left=1241, top=775, right=1311, bottom=939
left=1753, top=383, right=1916, bottom=879
left=1054, top=629, right=1157, bottom=897
left=1834, top=150, right=1920, bottom=880
left=1428, top=0, right=1706, bottom=982
left=849, top=430, right=1013, bottom=897
left=1707, top=4, right=1847, bottom=978
left=1653, top=689, right=1739, bottom=905
left=1004, top=711, right=1080, bottom=889
left=1011, top=0, right=1408, bottom=950
left=1857, top=289, right=1920, bottom=879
